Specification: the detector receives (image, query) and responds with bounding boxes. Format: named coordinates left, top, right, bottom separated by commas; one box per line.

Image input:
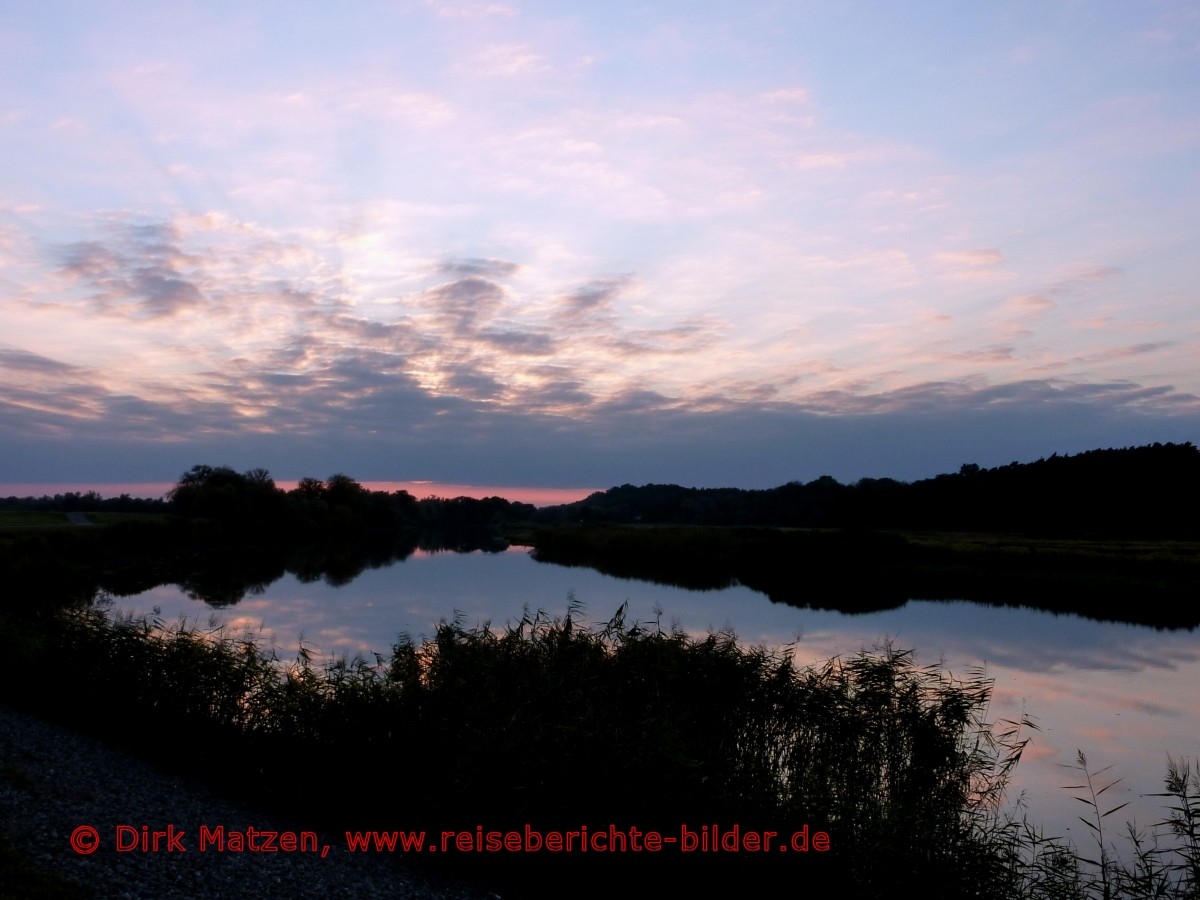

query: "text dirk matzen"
left=71, top=825, right=331, bottom=857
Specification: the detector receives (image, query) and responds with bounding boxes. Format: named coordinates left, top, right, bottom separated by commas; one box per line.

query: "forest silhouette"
left=2, top=441, right=1197, bottom=622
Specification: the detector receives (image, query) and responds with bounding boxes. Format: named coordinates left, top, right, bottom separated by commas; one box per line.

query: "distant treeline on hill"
left=3, top=442, right=1197, bottom=537
left=532, top=442, right=1200, bottom=537
left=0, top=490, right=166, bottom=513
left=1, top=466, right=538, bottom=539
left=165, top=466, right=539, bottom=537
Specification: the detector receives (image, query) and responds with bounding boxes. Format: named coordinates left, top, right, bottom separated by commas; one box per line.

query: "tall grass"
left=2, top=599, right=1196, bottom=898
left=986, top=752, right=1200, bottom=900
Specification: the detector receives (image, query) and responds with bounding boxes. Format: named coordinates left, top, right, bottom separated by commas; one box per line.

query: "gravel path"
left=0, top=703, right=495, bottom=899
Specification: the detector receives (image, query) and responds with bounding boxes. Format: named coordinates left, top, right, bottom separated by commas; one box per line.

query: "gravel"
left=0, top=703, right=496, bottom=899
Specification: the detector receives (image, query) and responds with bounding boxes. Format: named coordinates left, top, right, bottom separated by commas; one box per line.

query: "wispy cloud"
left=935, top=249, right=1004, bottom=267
left=467, top=44, right=549, bottom=76
left=57, top=225, right=207, bottom=319
left=1007, top=294, right=1056, bottom=312
left=425, top=1, right=518, bottom=19
left=439, top=257, right=520, bottom=278
left=1, top=1, right=1198, bottom=484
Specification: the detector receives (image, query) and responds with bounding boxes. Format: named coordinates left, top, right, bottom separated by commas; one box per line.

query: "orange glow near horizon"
left=0, top=480, right=598, bottom=507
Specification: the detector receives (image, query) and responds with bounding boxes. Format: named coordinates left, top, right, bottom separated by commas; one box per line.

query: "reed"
left=2, top=600, right=1197, bottom=898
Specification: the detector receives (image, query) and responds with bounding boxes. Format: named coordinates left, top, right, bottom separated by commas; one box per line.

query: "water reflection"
left=112, top=545, right=1198, bottom=856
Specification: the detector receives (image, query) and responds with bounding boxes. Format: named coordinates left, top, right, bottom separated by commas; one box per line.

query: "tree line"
left=164, top=464, right=538, bottom=537
left=5, top=441, right=1197, bottom=538
left=532, top=442, right=1200, bottom=537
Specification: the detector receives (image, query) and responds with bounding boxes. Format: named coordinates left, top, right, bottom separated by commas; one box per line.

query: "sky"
left=2, top=0, right=1198, bottom=491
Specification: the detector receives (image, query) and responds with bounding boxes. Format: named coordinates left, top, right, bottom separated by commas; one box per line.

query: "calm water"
left=112, top=545, right=1200, bottom=855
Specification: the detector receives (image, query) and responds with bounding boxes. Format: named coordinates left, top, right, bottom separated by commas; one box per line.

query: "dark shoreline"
left=517, top=523, right=1200, bottom=628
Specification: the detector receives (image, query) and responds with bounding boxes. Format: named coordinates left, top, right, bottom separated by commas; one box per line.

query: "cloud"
left=425, top=1, right=517, bottom=19
left=478, top=329, right=557, bottom=355
left=326, top=315, right=422, bottom=348
left=0, top=346, right=87, bottom=378
left=3, top=191, right=1194, bottom=492
left=560, top=276, right=631, bottom=319
left=443, top=369, right=505, bottom=400
left=332, top=87, right=457, bottom=125
left=18, top=212, right=754, bottom=434
left=944, top=345, right=1019, bottom=363
left=468, top=44, right=549, bottom=76
left=762, top=88, right=811, bottom=104
left=59, top=241, right=121, bottom=281
left=3, top=343, right=1198, bottom=490
left=993, top=294, right=1055, bottom=340
left=788, top=153, right=847, bottom=169
left=423, top=275, right=507, bottom=331
left=604, top=316, right=726, bottom=358
left=1046, top=265, right=1124, bottom=298
left=1007, top=294, right=1055, bottom=312
left=935, top=249, right=1004, bottom=266
left=1073, top=342, right=1176, bottom=363
left=131, top=267, right=205, bottom=316
left=794, top=377, right=1200, bottom=418
left=526, top=380, right=594, bottom=408
left=57, top=223, right=208, bottom=319
left=438, top=258, right=520, bottom=278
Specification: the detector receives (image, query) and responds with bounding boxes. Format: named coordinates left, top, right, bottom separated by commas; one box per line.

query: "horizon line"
left=0, top=481, right=601, bottom=508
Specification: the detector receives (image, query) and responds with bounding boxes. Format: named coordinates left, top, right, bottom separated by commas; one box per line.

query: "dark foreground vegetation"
left=1, top=603, right=1197, bottom=899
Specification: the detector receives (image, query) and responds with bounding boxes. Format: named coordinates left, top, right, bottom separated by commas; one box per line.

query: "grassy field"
left=898, top=528, right=1200, bottom=564
left=0, top=511, right=71, bottom=528
left=81, top=511, right=171, bottom=525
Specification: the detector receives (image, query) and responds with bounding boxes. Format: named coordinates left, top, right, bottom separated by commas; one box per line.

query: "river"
left=110, top=544, right=1200, bottom=860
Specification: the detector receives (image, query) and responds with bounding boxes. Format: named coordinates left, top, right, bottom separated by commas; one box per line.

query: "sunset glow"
left=3, top=1, right=1197, bottom=487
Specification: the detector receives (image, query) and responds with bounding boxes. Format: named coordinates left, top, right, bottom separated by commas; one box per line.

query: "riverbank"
left=2, top=600, right=1198, bottom=898
left=0, top=702, right=493, bottom=900
left=514, top=523, right=1200, bottom=626
left=1, top=603, right=1027, bottom=898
